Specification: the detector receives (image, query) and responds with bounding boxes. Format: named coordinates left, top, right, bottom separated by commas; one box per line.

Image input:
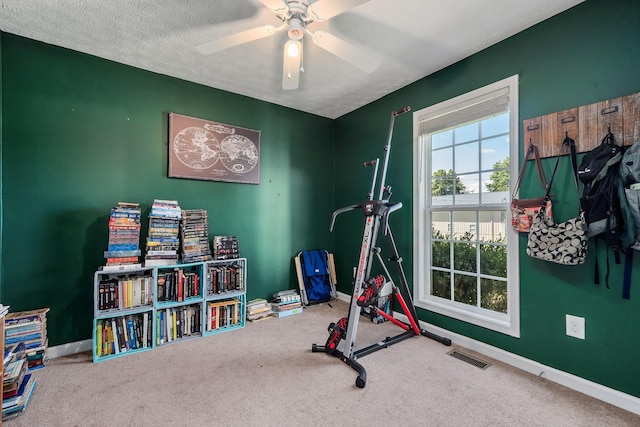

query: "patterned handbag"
left=511, top=143, right=552, bottom=232
left=526, top=137, right=588, bottom=265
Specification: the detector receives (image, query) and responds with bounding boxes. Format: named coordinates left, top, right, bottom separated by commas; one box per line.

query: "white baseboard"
left=47, top=339, right=92, bottom=359
left=336, top=291, right=640, bottom=415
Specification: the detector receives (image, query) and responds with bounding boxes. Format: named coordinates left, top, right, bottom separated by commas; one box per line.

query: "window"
left=412, top=75, right=520, bottom=337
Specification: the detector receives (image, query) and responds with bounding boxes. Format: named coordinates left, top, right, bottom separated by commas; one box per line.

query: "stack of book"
left=180, top=209, right=213, bottom=263
left=213, top=236, right=240, bottom=260
left=4, top=308, right=49, bottom=371
left=104, top=202, right=142, bottom=271
left=144, top=199, right=181, bottom=266
left=2, top=342, right=36, bottom=421
left=246, top=298, right=273, bottom=322
left=270, top=290, right=303, bottom=318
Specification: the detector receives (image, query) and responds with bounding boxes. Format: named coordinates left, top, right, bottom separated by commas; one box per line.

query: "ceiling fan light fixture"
left=285, top=38, right=301, bottom=58
left=282, top=37, right=302, bottom=90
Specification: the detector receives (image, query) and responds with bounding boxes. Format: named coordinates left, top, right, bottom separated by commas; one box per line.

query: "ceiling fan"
left=195, top=0, right=380, bottom=90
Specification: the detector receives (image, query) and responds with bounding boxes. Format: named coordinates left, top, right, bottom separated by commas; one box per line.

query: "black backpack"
left=578, top=132, right=629, bottom=287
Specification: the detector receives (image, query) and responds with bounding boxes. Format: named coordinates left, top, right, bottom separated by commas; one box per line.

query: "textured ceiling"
left=0, top=0, right=584, bottom=119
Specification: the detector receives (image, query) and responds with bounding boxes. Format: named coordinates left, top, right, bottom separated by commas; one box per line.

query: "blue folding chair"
left=294, top=250, right=337, bottom=305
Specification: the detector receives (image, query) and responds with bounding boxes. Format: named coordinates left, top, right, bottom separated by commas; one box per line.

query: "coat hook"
left=607, top=123, right=611, bottom=134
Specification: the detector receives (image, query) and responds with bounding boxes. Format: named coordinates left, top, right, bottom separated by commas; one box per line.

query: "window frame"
left=412, top=75, right=520, bottom=337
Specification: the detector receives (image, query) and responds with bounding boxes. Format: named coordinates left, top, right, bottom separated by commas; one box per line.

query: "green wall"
left=334, top=0, right=640, bottom=397
left=0, top=35, right=3, bottom=303
left=0, top=34, right=335, bottom=347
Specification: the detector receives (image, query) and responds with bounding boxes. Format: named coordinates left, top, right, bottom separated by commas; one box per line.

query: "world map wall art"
left=168, top=113, right=261, bottom=184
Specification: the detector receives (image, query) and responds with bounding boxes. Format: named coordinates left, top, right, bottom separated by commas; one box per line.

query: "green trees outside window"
left=431, top=229, right=507, bottom=313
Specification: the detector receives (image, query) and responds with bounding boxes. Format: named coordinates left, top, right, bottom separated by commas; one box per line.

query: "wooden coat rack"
left=523, top=91, right=640, bottom=158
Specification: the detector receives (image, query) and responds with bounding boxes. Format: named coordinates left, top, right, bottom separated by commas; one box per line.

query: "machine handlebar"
left=392, top=106, right=411, bottom=116
left=329, top=204, right=361, bottom=232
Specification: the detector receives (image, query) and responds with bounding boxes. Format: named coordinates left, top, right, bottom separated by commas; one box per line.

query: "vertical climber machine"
left=312, top=107, right=451, bottom=388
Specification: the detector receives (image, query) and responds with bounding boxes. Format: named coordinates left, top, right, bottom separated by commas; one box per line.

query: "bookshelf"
left=92, top=258, right=247, bottom=362
left=203, top=259, right=246, bottom=335
left=93, top=265, right=155, bottom=362
left=155, top=263, right=204, bottom=306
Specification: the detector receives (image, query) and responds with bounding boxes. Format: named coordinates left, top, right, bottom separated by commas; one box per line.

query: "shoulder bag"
left=526, top=137, right=588, bottom=265
left=511, top=143, right=552, bottom=232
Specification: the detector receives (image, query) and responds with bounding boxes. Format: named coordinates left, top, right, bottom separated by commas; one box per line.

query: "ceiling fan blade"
left=257, top=0, right=289, bottom=13
left=312, top=31, right=380, bottom=73
left=195, top=25, right=277, bottom=55
left=307, top=0, right=371, bottom=21
left=282, top=41, right=301, bottom=90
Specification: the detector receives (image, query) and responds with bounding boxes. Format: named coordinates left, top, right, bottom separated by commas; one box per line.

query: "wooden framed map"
left=168, top=113, right=260, bottom=184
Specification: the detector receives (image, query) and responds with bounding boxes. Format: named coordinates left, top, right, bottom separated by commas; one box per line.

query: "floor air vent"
left=447, top=349, right=491, bottom=370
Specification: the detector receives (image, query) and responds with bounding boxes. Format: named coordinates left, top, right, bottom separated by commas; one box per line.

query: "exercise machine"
left=311, top=106, right=451, bottom=388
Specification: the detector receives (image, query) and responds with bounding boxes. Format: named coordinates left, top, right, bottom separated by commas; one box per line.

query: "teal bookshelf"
left=203, top=259, right=246, bottom=336
left=92, top=258, right=246, bottom=362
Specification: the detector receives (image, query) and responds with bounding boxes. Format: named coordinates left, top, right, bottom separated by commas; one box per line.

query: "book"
left=271, top=301, right=302, bottom=312
left=102, top=263, right=142, bottom=272
left=142, top=312, right=149, bottom=348
left=145, top=258, right=178, bottom=267
left=271, top=289, right=301, bottom=311
left=246, top=298, right=269, bottom=310
left=3, top=359, right=27, bottom=392
left=246, top=310, right=274, bottom=322
left=2, top=373, right=36, bottom=417
left=249, top=305, right=272, bottom=315
left=273, top=307, right=303, bottom=318
left=110, top=319, right=120, bottom=355
left=0, top=304, right=10, bottom=317
left=4, top=308, right=49, bottom=325
left=121, top=317, right=129, bottom=350
left=3, top=342, right=25, bottom=366
left=157, top=311, right=165, bottom=345
left=165, top=308, right=172, bottom=342
left=273, top=289, right=299, bottom=298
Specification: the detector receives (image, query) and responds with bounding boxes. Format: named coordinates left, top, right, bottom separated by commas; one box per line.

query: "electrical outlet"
left=566, top=314, right=585, bottom=339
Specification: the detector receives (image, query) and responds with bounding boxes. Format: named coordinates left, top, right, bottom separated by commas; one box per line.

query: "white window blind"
left=417, top=85, right=511, bottom=136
